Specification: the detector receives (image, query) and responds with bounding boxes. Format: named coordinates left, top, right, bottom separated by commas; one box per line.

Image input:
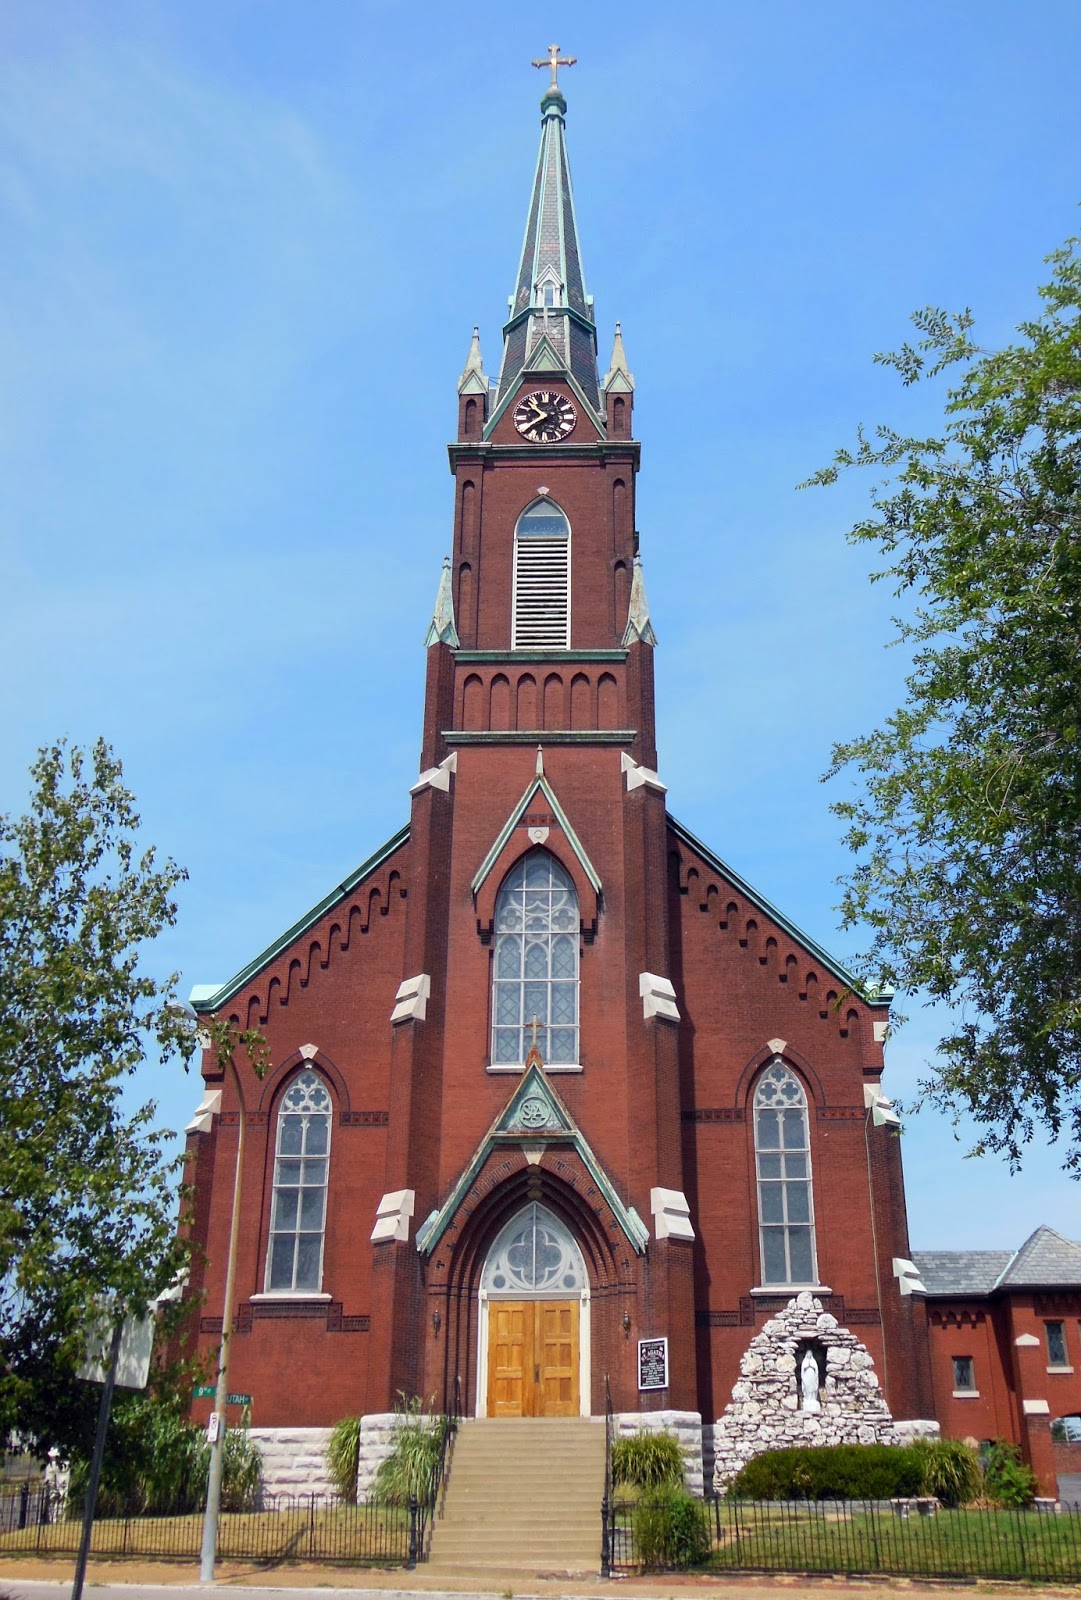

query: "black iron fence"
left=0, top=1490, right=413, bottom=1566
left=606, top=1495, right=1081, bottom=1582
left=0, top=1383, right=463, bottom=1571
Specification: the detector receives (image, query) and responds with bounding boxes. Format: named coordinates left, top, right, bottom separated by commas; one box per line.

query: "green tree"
left=0, top=739, right=194, bottom=1451
left=808, top=232, right=1081, bottom=1173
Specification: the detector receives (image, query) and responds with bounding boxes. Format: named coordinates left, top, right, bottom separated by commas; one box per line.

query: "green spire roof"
left=494, top=82, right=600, bottom=414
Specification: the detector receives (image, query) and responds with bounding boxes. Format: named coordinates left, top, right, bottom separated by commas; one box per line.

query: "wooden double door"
left=487, top=1299, right=579, bottom=1417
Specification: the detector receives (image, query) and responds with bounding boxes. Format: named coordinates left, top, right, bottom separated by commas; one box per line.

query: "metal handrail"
left=601, top=1371, right=614, bottom=1577
left=415, top=1373, right=462, bottom=1563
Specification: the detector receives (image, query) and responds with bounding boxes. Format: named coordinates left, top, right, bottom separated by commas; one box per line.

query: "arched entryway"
left=476, top=1202, right=590, bottom=1418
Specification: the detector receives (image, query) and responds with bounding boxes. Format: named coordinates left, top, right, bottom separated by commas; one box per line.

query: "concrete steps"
left=427, top=1417, right=605, bottom=1575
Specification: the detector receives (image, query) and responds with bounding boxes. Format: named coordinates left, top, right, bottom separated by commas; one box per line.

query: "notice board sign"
left=638, top=1336, right=668, bottom=1391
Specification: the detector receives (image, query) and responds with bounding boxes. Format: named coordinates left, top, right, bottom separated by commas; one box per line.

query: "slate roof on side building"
left=913, top=1226, right=1081, bottom=1296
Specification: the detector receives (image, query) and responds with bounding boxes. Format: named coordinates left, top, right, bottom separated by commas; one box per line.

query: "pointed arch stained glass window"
left=482, top=1203, right=586, bottom=1295
left=492, top=850, right=579, bottom=1066
left=754, top=1061, right=818, bottom=1286
left=266, top=1069, right=332, bottom=1293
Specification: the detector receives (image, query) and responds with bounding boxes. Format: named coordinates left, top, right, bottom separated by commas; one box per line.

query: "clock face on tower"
left=513, top=389, right=577, bottom=443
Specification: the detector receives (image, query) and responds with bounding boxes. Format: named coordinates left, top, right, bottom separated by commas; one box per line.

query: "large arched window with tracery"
left=513, top=498, right=570, bottom=648
left=492, top=850, right=579, bottom=1066
left=482, top=1204, right=586, bottom=1296
left=754, top=1060, right=817, bottom=1286
left=266, top=1069, right=332, bottom=1293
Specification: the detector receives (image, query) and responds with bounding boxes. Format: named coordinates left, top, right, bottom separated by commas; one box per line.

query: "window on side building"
left=1045, top=1320, right=1069, bottom=1368
left=952, top=1355, right=976, bottom=1393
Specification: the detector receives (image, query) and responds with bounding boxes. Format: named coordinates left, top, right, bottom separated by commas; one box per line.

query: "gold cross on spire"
left=532, top=43, right=576, bottom=93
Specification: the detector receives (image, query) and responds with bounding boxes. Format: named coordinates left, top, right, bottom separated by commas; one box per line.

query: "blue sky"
left=3, top=0, right=1079, bottom=1249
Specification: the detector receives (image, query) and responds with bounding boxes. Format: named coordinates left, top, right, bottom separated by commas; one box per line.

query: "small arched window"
left=492, top=850, right=579, bottom=1066
left=513, top=499, right=570, bottom=649
left=754, top=1061, right=817, bottom=1286
left=266, top=1069, right=332, bottom=1293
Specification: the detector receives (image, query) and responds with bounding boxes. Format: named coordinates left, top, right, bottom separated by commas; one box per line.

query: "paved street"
left=5, top=1573, right=1081, bottom=1600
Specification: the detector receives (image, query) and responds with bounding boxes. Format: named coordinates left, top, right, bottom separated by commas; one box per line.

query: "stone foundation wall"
left=355, top=1413, right=401, bottom=1502
left=613, top=1410, right=704, bottom=1496
left=712, top=1292, right=899, bottom=1490
left=250, top=1428, right=334, bottom=1499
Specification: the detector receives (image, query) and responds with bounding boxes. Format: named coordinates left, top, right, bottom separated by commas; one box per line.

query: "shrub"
left=326, top=1415, right=362, bottom=1500
left=372, top=1395, right=449, bottom=1506
left=612, top=1429, right=685, bottom=1490
left=219, top=1424, right=264, bottom=1512
left=912, top=1436, right=981, bottom=1507
left=981, top=1440, right=1038, bottom=1507
left=727, top=1444, right=924, bottom=1501
left=67, top=1394, right=263, bottom=1515
left=633, top=1487, right=711, bottom=1569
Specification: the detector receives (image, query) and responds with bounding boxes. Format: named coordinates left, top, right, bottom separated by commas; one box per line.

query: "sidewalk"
left=3, top=1556, right=1080, bottom=1598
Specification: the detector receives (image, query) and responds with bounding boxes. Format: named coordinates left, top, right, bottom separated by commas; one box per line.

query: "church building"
left=181, top=55, right=1079, bottom=1500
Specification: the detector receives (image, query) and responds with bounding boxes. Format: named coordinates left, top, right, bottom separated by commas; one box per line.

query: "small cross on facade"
left=532, top=43, right=576, bottom=92
left=529, top=1015, right=541, bottom=1049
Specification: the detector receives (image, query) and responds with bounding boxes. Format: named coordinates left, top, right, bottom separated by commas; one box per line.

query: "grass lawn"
left=0, top=1505, right=411, bottom=1566
left=706, top=1504, right=1081, bottom=1581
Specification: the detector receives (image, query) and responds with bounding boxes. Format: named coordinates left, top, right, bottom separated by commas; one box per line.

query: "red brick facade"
left=181, top=81, right=1077, bottom=1496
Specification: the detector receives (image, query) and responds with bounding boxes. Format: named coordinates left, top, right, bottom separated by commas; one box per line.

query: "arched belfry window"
left=482, top=1203, right=586, bottom=1296
left=492, top=850, right=579, bottom=1066
left=513, top=498, right=570, bottom=649
left=266, top=1069, right=332, bottom=1293
left=754, top=1061, right=817, bottom=1286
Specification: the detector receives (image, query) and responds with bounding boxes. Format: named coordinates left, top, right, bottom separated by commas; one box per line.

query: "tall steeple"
left=494, top=47, right=600, bottom=414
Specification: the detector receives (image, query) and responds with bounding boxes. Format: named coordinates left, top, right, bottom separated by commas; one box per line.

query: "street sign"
left=193, top=1385, right=215, bottom=1398
left=78, top=1303, right=155, bottom=1391
left=227, top=1393, right=252, bottom=1406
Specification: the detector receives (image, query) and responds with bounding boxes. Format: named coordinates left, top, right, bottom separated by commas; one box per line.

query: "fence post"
left=18, top=1482, right=29, bottom=1531
left=407, top=1495, right=418, bottom=1569
left=600, top=1496, right=610, bottom=1578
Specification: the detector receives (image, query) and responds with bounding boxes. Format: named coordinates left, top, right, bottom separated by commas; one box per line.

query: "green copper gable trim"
left=415, top=1062, right=649, bottom=1256
left=190, top=823, right=410, bottom=1014
left=484, top=347, right=605, bottom=442
left=666, top=815, right=889, bottom=1006
left=471, top=772, right=602, bottom=897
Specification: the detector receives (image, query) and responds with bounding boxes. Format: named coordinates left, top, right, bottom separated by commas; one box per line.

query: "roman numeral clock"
left=513, top=389, right=577, bottom=443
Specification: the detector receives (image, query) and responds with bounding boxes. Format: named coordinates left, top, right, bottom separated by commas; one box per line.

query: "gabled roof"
left=666, top=814, right=890, bottom=1004
left=189, top=824, right=410, bottom=1014
left=910, top=1250, right=1015, bottom=1296
left=415, top=1059, right=649, bottom=1257
left=995, top=1225, right=1081, bottom=1288
left=484, top=333, right=606, bottom=442
left=471, top=769, right=601, bottom=897
left=911, top=1227, right=1081, bottom=1296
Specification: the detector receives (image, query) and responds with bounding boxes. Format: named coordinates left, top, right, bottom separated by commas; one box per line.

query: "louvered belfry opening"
left=513, top=498, right=570, bottom=648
